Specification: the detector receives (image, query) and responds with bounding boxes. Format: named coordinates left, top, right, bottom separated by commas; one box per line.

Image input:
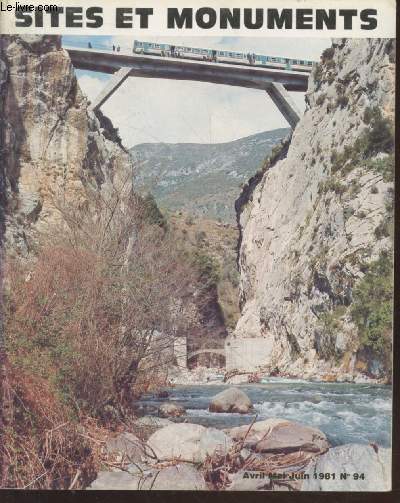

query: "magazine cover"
left=0, top=0, right=396, bottom=493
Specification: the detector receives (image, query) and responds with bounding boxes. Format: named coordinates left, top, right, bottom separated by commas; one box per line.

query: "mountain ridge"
left=130, top=128, right=290, bottom=223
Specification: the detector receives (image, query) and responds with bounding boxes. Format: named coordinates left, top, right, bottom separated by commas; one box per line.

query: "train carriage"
left=132, top=40, right=314, bottom=72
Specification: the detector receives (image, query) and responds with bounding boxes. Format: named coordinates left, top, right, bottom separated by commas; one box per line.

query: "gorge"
left=0, top=35, right=394, bottom=490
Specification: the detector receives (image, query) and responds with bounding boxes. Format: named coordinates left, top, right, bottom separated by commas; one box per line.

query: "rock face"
left=147, top=422, right=233, bottom=462
left=158, top=402, right=186, bottom=418
left=0, top=35, right=131, bottom=254
left=227, top=418, right=329, bottom=454
left=232, top=39, right=395, bottom=379
left=302, top=444, right=391, bottom=491
left=209, top=387, right=253, bottom=414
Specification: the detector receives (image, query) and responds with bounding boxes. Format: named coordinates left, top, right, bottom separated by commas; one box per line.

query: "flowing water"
left=136, top=379, right=392, bottom=447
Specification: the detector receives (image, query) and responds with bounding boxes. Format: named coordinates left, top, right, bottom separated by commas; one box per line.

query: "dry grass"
left=202, top=418, right=323, bottom=491
left=1, top=183, right=209, bottom=488
left=1, top=365, right=109, bottom=489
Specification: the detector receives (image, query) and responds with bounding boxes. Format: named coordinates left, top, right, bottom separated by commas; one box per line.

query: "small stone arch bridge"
left=187, top=348, right=226, bottom=361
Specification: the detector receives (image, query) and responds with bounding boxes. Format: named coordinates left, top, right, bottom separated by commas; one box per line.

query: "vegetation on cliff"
left=351, top=251, right=393, bottom=374
left=234, top=39, right=394, bottom=380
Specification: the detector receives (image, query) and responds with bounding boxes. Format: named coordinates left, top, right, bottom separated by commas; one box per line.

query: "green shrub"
left=363, top=106, right=375, bottom=124
left=317, top=306, right=346, bottom=360
left=320, top=177, right=346, bottom=196
left=321, top=47, right=335, bottom=61
left=192, top=251, right=220, bottom=289
left=335, top=83, right=345, bottom=95
left=143, top=193, right=167, bottom=228
left=374, top=219, right=392, bottom=240
left=356, top=107, right=394, bottom=156
left=336, top=95, right=349, bottom=109
left=365, top=155, right=394, bottom=183
left=343, top=206, right=355, bottom=221
left=349, top=180, right=362, bottom=196
left=350, top=251, right=393, bottom=371
left=316, top=93, right=327, bottom=106
left=313, top=64, right=323, bottom=83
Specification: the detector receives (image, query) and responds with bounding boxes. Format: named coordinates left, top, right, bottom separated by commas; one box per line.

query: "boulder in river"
left=209, top=387, right=253, bottom=414
left=105, top=432, right=146, bottom=463
left=227, top=418, right=329, bottom=454
left=199, top=427, right=234, bottom=459
left=88, top=469, right=143, bottom=490
left=149, top=463, right=207, bottom=490
left=132, top=416, right=173, bottom=440
left=226, top=470, right=271, bottom=491
left=147, top=422, right=233, bottom=463
left=89, top=462, right=206, bottom=490
left=158, top=402, right=186, bottom=418
left=302, top=444, right=391, bottom=491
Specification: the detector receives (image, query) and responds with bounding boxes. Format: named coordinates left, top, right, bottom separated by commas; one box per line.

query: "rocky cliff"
left=0, top=35, right=131, bottom=255
left=233, top=39, right=395, bottom=381
left=0, top=35, right=227, bottom=374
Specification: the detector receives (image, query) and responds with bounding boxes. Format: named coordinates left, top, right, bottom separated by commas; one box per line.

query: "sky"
left=63, top=35, right=330, bottom=148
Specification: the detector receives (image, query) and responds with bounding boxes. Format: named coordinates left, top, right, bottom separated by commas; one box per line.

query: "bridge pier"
left=265, top=82, right=301, bottom=129
left=89, top=66, right=131, bottom=112
left=173, top=337, right=187, bottom=369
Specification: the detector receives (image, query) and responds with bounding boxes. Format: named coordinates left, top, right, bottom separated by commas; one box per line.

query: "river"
left=136, top=379, right=392, bottom=447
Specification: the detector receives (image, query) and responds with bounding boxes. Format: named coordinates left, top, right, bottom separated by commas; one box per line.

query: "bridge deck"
left=65, top=46, right=309, bottom=93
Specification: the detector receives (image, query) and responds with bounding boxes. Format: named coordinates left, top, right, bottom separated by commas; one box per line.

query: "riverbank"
left=168, top=365, right=389, bottom=387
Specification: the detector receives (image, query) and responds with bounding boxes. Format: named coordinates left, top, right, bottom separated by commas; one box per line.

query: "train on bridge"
left=132, top=40, right=314, bottom=72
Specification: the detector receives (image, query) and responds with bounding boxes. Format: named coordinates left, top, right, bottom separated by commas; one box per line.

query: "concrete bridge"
left=66, top=46, right=310, bottom=129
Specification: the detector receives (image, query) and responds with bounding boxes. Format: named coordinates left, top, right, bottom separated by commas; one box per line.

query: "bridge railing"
left=63, top=40, right=134, bottom=54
